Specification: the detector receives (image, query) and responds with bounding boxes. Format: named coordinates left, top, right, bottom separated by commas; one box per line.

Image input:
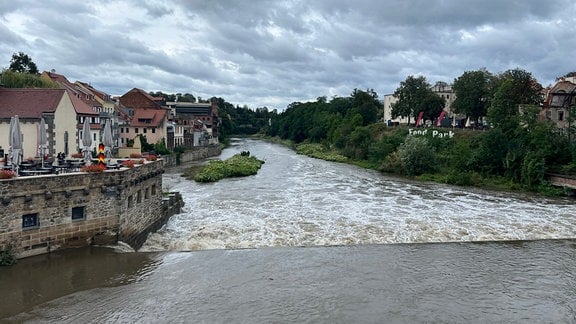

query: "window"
left=72, top=206, right=86, bottom=221
left=128, top=195, right=133, bottom=208
left=151, top=184, right=157, bottom=195
left=559, top=111, right=564, bottom=121
left=121, top=128, right=124, bottom=133
left=152, top=128, right=156, bottom=134
left=145, top=188, right=150, bottom=199
left=144, top=128, right=147, bottom=134
left=22, top=213, right=39, bottom=229
left=135, top=128, right=139, bottom=133
left=137, top=190, right=142, bottom=203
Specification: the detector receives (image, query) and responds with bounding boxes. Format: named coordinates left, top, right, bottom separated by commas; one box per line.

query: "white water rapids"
left=140, top=138, right=576, bottom=252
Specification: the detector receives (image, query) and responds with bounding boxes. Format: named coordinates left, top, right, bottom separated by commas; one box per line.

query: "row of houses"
left=383, top=78, right=576, bottom=129
left=0, top=71, right=219, bottom=160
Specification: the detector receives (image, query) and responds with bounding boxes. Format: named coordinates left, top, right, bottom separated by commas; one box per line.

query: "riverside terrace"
left=0, top=158, right=183, bottom=260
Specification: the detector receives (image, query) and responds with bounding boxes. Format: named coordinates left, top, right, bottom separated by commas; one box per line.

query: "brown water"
left=2, top=138, right=576, bottom=323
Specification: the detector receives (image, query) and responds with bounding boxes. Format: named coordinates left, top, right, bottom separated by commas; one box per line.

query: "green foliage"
left=193, top=154, right=264, bottom=182
left=8, top=52, right=38, bottom=74
left=452, top=69, right=492, bottom=122
left=441, top=170, right=484, bottom=186
left=487, top=68, right=542, bottom=130
left=138, top=135, right=154, bottom=152
left=398, top=136, right=437, bottom=176
left=391, top=75, right=431, bottom=124
left=520, top=152, right=546, bottom=188
left=0, top=245, right=17, bottom=266
left=152, top=138, right=171, bottom=155
left=1, top=69, right=59, bottom=88
left=296, top=143, right=348, bottom=162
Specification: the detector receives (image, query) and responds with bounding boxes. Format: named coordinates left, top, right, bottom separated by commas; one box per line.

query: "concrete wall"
left=0, top=160, right=173, bottom=259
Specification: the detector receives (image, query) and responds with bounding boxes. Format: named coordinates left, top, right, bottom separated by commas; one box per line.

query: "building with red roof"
left=118, top=88, right=170, bottom=149
left=0, top=88, right=78, bottom=159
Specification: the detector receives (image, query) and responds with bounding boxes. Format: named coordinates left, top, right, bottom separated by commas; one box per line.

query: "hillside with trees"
left=257, top=68, right=576, bottom=195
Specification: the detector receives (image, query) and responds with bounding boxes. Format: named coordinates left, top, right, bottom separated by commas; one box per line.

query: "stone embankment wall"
left=0, top=160, right=182, bottom=259
left=162, top=145, right=221, bottom=167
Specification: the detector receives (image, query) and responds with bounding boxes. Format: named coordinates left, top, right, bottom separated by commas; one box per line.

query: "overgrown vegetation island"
left=186, top=151, right=265, bottom=183
left=4, top=52, right=575, bottom=195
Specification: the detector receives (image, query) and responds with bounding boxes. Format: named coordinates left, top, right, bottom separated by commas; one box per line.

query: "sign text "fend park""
left=408, top=129, right=455, bottom=139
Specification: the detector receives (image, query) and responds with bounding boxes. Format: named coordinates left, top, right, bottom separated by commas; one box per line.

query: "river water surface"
left=2, top=138, right=576, bottom=323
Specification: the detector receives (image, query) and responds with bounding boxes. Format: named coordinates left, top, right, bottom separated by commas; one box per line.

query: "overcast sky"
left=1, top=0, right=574, bottom=110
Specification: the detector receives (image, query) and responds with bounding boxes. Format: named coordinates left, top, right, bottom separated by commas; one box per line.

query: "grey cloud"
left=1, top=0, right=575, bottom=110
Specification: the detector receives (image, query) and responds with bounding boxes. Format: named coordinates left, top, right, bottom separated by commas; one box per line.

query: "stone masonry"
left=0, top=160, right=169, bottom=259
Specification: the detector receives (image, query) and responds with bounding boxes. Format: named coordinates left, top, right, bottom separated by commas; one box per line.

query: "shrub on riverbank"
left=193, top=153, right=265, bottom=182
left=296, top=143, right=348, bottom=162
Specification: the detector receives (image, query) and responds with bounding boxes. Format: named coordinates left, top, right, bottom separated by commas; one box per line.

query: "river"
left=1, top=138, right=576, bottom=323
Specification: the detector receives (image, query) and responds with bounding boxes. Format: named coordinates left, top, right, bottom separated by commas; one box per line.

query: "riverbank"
left=255, top=134, right=569, bottom=197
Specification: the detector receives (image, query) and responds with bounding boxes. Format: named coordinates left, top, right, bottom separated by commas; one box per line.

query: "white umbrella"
left=37, top=117, right=48, bottom=168
left=7, top=117, right=14, bottom=167
left=102, top=119, right=114, bottom=160
left=81, top=118, right=92, bottom=165
left=11, top=115, right=22, bottom=174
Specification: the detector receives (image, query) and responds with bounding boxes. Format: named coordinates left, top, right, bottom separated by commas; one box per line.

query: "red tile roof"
left=131, top=109, right=168, bottom=127
left=0, top=88, right=67, bottom=119
left=68, top=91, right=99, bottom=115
left=42, top=71, right=99, bottom=115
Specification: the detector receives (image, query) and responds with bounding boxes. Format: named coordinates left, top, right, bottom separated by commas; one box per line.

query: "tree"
left=421, top=92, right=445, bottom=122
left=391, top=75, right=432, bottom=125
left=487, top=68, right=542, bottom=130
left=452, top=69, right=492, bottom=123
left=8, top=52, right=39, bottom=74
left=349, top=88, right=382, bottom=125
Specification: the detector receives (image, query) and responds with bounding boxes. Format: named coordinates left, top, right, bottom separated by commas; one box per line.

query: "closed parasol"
left=81, top=118, right=92, bottom=165
left=37, top=117, right=48, bottom=168
left=10, top=115, right=22, bottom=174
left=102, top=119, right=114, bottom=160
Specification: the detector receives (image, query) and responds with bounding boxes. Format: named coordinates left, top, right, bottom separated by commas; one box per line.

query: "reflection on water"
left=0, top=247, right=162, bottom=319
left=4, top=240, right=576, bottom=323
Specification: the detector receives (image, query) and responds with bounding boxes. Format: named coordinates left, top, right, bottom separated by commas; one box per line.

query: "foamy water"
left=140, top=138, right=576, bottom=252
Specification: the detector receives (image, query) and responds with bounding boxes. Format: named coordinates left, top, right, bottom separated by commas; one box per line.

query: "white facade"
left=383, top=82, right=457, bottom=126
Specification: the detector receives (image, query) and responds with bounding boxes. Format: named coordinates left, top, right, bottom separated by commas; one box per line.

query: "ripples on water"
left=6, top=241, right=576, bottom=323
left=142, top=138, right=576, bottom=252
left=4, top=138, right=576, bottom=323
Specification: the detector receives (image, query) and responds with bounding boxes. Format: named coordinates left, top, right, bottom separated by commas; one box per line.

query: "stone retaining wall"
left=162, top=145, right=221, bottom=167
left=0, top=160, right=181, bottom=259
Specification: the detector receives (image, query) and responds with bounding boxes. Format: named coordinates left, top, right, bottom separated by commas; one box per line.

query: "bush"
left=296, top=143, right=347, bottom=162
left=194, top=154, right=265, bottom=182
left=398, top=136, right=437, bottom=176
left=0, top=245, right=17, bottom=266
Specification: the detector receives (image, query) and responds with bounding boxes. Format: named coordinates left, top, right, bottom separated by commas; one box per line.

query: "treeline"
left=252, top=68, right=576, bottom=193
